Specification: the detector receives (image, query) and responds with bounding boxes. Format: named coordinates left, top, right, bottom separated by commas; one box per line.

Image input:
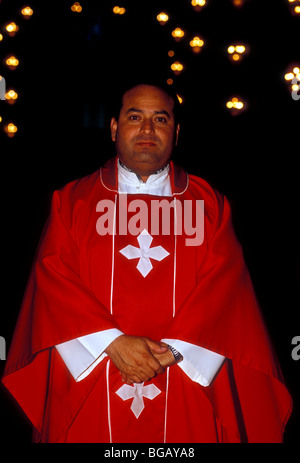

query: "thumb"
left=144, top=338, right=169, bottom=354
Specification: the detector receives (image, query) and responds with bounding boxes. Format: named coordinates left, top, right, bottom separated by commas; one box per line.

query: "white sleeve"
left=56, top=328, right=124, bottom=382
left=161, top=338, right=225, bottom=387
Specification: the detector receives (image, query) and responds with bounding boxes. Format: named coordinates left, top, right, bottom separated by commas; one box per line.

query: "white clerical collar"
left=117, top=158, right=172, bottom=196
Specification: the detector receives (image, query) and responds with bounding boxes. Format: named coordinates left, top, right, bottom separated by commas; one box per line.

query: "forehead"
left=121, top=85, right=175, bottom=114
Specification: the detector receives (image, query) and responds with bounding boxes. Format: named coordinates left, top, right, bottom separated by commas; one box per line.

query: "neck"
left=118, top=159, right=169, bottom=183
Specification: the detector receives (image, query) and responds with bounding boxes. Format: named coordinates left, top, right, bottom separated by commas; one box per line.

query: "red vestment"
left=2, top=157, right=292, bottom=442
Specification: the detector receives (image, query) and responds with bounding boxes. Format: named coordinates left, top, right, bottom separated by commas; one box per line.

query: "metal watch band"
left=168, top=345, right=183, bottom=363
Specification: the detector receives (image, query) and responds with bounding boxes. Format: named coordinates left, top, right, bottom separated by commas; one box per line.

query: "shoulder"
left=187, top=172, right=226, bottom=214
left=55, top=169, right=101, bottom=204
left=186, top=172, right=237, bottom=246
left=48, top=170, right=101, bottom=231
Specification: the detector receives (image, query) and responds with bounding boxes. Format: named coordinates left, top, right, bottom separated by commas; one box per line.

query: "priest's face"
left=110, top=85, right=180, bottom=181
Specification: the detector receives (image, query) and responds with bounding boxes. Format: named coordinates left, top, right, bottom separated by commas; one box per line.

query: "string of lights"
left=0, top=0, right=299, bottom=138
left=0, top=3, right=34, bottom=137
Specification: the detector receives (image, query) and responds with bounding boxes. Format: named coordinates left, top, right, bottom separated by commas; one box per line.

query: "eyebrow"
left=126, top=108, right=171, bottom=119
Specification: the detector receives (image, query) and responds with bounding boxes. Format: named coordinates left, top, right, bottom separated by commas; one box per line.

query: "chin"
left=119, top=152, right=170, bottom=176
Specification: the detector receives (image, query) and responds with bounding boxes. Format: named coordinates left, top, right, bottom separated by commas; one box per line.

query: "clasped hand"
left=105, top=334, right=177, bottom=385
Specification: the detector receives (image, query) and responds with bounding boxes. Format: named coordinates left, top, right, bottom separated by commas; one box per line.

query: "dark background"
left=0, top=0, right=299, bottom=444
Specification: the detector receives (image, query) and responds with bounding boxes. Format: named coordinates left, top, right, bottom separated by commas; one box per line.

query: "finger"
left=152, top=349, right=176, bottom=368
left=146, top=356, right=165, bottom=376
left=121, top=369, right=148, bottom=385
left=144, top=338, right=169, bottom=354
left=131, top=375, right=145, bottom=384
left=123, top=376, right=133, bottom=385
left=121, top=373, right=129, bottom=383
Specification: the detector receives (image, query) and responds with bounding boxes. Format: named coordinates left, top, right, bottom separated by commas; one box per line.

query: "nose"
left=140, top=117, right=154, bottom=134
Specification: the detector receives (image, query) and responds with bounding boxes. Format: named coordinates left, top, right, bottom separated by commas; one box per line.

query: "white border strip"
left=110, top=195, right=117, bottom=315
left=106, top=360, right=112, bottom=443
left=163, top=367, right=170, bottom=443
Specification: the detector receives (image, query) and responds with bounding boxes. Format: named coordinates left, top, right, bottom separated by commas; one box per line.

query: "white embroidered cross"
left=119, top=229, right=169, bottom=277
left=115, top=382, right=161, bottom=419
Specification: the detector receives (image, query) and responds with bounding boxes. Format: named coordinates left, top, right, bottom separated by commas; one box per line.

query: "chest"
left=79, top=194, right=206, bottom=337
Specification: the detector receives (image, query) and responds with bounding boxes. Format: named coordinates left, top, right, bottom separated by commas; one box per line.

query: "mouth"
left=135, top=141, right=156, bottom=147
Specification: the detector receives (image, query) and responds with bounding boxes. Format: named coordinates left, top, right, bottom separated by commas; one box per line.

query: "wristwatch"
left=168, top=345, right=183, bottom=363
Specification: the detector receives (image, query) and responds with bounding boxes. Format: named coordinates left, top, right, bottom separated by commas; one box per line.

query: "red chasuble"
left=2, top=157, right=292, bottom=443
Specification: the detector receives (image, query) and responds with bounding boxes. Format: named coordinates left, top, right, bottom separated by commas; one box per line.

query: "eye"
left=128, top=114, right=141, bottom=121
left=155, top=116, right=168, bottom=123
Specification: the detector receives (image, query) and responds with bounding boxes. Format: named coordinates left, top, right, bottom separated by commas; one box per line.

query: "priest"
left=2, top=81, right=292, bottom=443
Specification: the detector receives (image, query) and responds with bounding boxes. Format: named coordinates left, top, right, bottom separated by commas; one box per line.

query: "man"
left=2, top=81, right=292, bottom=443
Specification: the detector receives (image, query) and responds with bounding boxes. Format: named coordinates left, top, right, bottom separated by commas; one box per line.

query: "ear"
left=110, top=117, right=118, bottom=142
left=175, top=123, right=180, bottom=146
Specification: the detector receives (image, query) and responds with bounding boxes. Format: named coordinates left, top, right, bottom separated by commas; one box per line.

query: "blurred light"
left=235, top=45, right=246, bottom=53
left=191, top=0, right=206, bottom=12
left=284, top=72, right=295, bottom=81
left=227, top=45, right=246, bottom=54
left=284, top=65, right=300, bottom=81
left=0, top=116, right=2, bottom=123
left=232, top=0, right=246, bottom=6
left=4, top=122, right=18, bottom=137
left=113, top=6, right=126, bottom=15
left=226, top=97, right=246, bottom=115
left=157, top=12, right=169, bottom=25
left=5, top=22, right=19, bottom=37
left=71, top=2, right=82, bottom=13
left=189, top=36, right=204, bottom=53
left=172, top=28, right=185, bottom=41
left=0, top=34, right=3, bottom=41
left=21, top=6, right=34, bottom=18
left=227, top=44, right=248, bottom=62
left=171, top=61, right=184, bottom=75
left=5, top=56, right=19, bottom=70
left=5, top=89, right=18, bottom=104
left=168, top=50, right=175, bottom=57
left=166, top=78, right=173, bottom=85
left=288, top=0, right=300, bottom=15
left=284, top=64, right=300, bottom=96
left=177, top=94, right=183, bottom=104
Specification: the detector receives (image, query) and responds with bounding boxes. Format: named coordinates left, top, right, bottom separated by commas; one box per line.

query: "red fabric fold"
left=2, top=157, right=292, bottom=442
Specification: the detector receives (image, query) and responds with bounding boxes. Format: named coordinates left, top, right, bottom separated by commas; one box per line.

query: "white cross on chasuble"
left=119, top=229, right=170, bottom=277
left=115, top=382, right=161, bottom=418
